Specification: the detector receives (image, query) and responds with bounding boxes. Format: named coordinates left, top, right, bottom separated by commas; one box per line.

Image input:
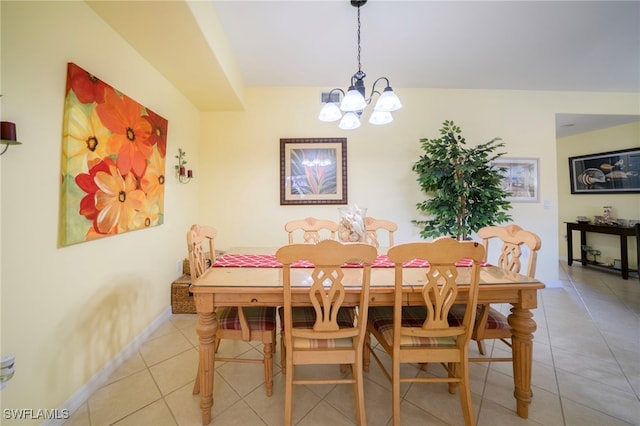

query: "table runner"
left=213, top=254, right=483, bottom=268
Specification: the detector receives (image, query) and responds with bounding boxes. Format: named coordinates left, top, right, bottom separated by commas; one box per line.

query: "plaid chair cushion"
left=368, top=306, right=456, bottom=348
left=279, top=307, right=356, bottom=349
left=217, top=307, right=277, bottom=331
left=447, top=305, right=510, bottom=330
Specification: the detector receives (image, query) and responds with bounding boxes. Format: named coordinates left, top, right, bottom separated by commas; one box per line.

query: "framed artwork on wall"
left=280, top=138, right=347, bottom=205
left=59, top=62, right=168, bottom=246
left=569, top=148, right=640, bottom=194
left=492, top=157, right=539, bottom=203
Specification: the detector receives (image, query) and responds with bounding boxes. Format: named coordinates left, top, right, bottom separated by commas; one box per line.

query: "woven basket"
left=171, top=274, right=195, bottom=314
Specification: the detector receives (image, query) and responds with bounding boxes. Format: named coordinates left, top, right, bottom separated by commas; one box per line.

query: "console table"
left=566, top=222, right=640, bottom=280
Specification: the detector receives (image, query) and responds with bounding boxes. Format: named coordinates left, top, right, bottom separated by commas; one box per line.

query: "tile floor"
left=64, top=262, right=640, bottom=425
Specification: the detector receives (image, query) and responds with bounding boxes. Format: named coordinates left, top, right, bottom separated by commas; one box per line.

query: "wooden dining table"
left=190, top=247, right=545, bottom=425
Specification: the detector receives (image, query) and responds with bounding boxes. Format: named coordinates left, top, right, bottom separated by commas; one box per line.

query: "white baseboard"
left=42, top=306, right=172, bottom=426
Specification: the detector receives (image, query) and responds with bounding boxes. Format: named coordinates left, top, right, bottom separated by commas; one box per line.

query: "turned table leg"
left=508, top=305, right=536, bottom=419
left=195, top=294, right=217, bottom=425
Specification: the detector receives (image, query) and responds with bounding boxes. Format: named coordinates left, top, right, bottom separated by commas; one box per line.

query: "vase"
left=338, top=206, right=367, bottom=242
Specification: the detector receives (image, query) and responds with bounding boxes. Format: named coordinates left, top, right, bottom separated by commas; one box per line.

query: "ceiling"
left=88, top=0, right=640, bottom=137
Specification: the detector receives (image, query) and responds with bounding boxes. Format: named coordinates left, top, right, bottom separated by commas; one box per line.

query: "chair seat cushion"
left=448, top=305, right=510, bottom=330
left=292, top=336, right=354, bottom=349
left=217, top=307, right=277, bottom=331
left=368, top=306, right=456, bottom=348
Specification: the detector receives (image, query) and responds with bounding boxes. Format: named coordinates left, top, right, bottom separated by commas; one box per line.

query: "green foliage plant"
left=412, top=120, right=512, bottom=240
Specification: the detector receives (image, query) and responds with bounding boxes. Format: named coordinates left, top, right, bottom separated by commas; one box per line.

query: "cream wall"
left=557, top=122, right=640, bottom=268
left=2, top=0, right=640, bottom=421
left=1, top=1, right=200, bottom=419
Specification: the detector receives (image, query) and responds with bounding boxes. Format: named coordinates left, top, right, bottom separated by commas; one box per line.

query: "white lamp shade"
left=369, top=110, right=393, bottom=125
left=374, top=89, right=402, bottom=112
left=340, top=89, right=367, bottom=112
left=339, top=112, right=361, bottom=130
left=318, top=102, right=342, bottom=122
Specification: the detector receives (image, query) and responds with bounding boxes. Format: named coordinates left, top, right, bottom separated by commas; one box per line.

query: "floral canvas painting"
left=59, top=63, right=167, bottom=246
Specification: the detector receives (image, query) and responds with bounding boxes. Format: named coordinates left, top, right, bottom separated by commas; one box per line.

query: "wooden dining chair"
left=281, top=217, right=343, bottom=369
left=364, top=216, right=398, bottom=247
left=284, top=217, right=339, bottom=243
left=276, top=239, right=377, bottom=426
left=449, top=224, right=541, bottom=360
left=365, top=238, right=485, bottom=426
left=187, top=224, right=277, bottom=396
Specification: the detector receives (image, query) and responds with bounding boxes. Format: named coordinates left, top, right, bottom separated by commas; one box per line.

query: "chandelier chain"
left=356, top=4, right=362, bottom=72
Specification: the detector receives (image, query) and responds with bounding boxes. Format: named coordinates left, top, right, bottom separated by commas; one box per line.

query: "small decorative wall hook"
left=175, top=148, right=193, bottom=184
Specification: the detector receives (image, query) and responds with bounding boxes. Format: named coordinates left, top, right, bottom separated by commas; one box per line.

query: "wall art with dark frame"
left=569, top=148, right=640, bottom=194
left=280, top=138, right=347, bottom=205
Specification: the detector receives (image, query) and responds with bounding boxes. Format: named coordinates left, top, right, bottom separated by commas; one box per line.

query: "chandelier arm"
left=368, top=77, right=391, bottom=99
left=328, top=88, right=346, bottom=98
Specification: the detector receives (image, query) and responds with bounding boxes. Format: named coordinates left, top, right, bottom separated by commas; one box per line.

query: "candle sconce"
left=175, top=148, right=193, bottom=184
left=1, top=121, right=22, bottom=156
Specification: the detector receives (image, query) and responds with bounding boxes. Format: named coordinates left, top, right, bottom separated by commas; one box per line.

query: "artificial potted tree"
left=412, top=120, right=512, bottom=240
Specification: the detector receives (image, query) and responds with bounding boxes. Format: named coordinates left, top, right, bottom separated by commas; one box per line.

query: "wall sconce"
left=0, top=354, right=15, bottom=390
left=1, top=121, right=22, bottom=156
left=175, top=148, right=193, bottom=184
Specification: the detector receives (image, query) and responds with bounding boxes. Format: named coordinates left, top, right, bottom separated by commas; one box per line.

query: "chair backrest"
left=276, top=239, right=377, bottom=340
left=364, top=217, right=398, bottom=247
left=284, top=217, right=339, bottom=243
left=387, top=238, right=485, bottom=346
left=186, top=224, right=217, bottom=279
left=477, top=224, right=541, bottom=278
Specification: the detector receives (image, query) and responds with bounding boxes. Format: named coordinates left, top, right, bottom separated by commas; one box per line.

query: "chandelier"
left=318, top=0, right=402, bottom=130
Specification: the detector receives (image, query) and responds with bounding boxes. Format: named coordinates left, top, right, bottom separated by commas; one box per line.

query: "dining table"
left=190, top=246, right=545, bottom=425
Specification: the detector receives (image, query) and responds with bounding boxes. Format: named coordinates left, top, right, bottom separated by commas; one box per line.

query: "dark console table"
left=566, top=222, right=640, bottom=280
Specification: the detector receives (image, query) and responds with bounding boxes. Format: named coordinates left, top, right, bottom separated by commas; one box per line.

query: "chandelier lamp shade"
left=318, top=0, right=402, bottom=130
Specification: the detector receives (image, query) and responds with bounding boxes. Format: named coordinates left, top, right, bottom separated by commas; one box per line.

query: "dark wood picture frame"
left=569, top=148, right=640, bottom=194
left=280, top=138, right=347, bottom=205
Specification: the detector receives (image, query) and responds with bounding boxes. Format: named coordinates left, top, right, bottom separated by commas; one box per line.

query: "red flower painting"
left=60, top=63, right=168, bottom=246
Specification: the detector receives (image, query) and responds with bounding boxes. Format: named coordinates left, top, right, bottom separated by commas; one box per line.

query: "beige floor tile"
left=169, top=314, right=198, bottom=331
left=296, top=400, right=355, bottom=426
left=561, top=397, right=634, bottom=426
left=403, top=380, right=480, bottom=426
left=139, top=331, right=194, bottom=366
left=552, top=346, right=634, bottom=393
left=556, top=369, right=640, bottom=424
left=147, top=320, right=181, bottom=340
left=149, top=348, right=199, bottom=395
left=105, top=351, right=147, bottom=385
left=163, top=383, right=204, bottom=426
left=476, top=399, right=539, bottom=426
left=398, top=399, right=450, bottom=425
left=215, top=347, right=273, bottom=397
left=87, top=369, right=161, bottom=426
left=209, top=399, right=268, bottom=426
left=112, top=399, right=177, bottom=426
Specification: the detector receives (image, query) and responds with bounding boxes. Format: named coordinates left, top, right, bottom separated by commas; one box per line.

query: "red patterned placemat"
left=212, top=254, right=484, bottom=268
